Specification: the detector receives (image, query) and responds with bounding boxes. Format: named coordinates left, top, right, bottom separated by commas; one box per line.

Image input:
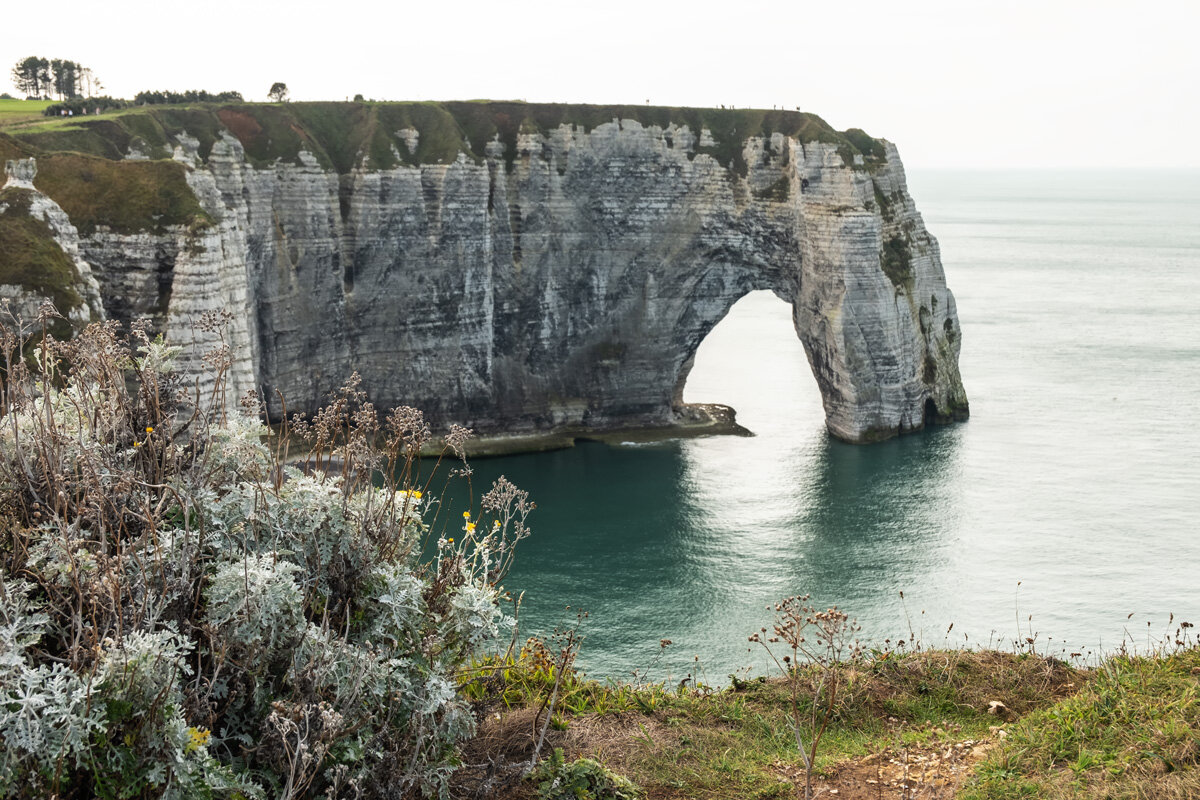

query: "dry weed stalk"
left=751, top=595, right=863, bottom=800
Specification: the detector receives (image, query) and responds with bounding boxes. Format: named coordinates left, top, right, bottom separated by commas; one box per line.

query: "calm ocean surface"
left=450, top=170, right=1200, bottom=681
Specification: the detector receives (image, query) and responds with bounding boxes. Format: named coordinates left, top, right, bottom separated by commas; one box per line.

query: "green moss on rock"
left=881, top=234, right=914, bottom=288
left=753, top=175, right=791, bottom=202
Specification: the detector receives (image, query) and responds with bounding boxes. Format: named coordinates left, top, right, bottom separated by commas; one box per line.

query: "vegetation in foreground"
left=455, top=626, right=1197, bottom=800
left=0, top=307, right=530, bottom=798
left=0, top=306, right=1194, bottom=799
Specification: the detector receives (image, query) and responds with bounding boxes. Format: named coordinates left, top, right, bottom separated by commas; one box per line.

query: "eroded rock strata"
left=0, top=103, right=968, bottom=443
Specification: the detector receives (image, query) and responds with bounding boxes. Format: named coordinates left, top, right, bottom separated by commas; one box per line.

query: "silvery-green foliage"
left=0, top=321, right=525, bottom=799
left=0, top=662, right=101, bottom=794
left=0, top=578, right=47, bottom=675
left=149, top=712, right=264, bottom=800
left=91, top=630, right=264, bottom=799
left=201, top=413, right=276, bottom=485
left=96, top=628, right=193, bottom=712
left=364, top=564, right=425, bottom=650
left=132, top=336, right=182, bottom=374
left=121, top=527, right=203, bottom=629
left=449, top=582, right=504, bottom=651
left=205, top=554, right=306, bottom=660
left=205, top=471, right=375, bottom=608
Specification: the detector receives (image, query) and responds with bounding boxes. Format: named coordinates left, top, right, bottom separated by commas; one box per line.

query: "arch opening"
left=678, top=290, right=823, bottom=435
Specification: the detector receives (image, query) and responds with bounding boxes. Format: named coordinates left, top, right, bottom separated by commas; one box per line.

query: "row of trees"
left=133, top=88, right=244, bottom=105
left=13, top=56, right=290, bottom=107
left=11, top=56, right=101, bottom=100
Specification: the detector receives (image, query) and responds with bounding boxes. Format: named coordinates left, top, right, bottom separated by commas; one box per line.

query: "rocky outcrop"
left=1, top=158, right=104, bottom=332
left=8, top=104, right=968, bottom=443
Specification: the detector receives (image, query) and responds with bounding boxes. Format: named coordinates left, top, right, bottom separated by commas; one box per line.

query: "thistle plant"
left=750, top=595, right=863, bottom=800
left=0, top=306, right=529, bottom=799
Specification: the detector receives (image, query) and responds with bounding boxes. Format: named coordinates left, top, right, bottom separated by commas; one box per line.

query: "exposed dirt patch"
left=802, top=735, right=999, bottom=800
left=216, top=109, right=263, bottom=148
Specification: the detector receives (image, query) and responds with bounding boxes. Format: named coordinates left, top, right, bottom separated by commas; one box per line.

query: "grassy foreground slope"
left=454, top=634, right=1198, bottom=800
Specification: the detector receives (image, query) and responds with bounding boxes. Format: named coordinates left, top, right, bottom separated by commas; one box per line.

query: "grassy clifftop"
left=2, top=127, right=208, bottom=236
left=4, top=100, right=886, bottom=177
left=0, top=101, right=886, bottom=279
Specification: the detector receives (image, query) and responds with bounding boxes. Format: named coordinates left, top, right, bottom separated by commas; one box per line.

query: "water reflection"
left=464, top=422, right=967, bottom=680
left=455, top=291, right=967, bottom=679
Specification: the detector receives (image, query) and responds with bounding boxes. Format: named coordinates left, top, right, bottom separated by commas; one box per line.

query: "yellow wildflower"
left=184, top=726, right=210, bottom=753
left=466, top=522, right=476, bottom=533
left=133, top=441, right=142, bottom=448
left=462, top=511, right=471, bottom=519
left=145, top=426, right=154, bottom=433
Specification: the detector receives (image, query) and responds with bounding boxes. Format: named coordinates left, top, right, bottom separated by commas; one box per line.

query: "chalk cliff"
left=0, top=103, right=967, bottom=443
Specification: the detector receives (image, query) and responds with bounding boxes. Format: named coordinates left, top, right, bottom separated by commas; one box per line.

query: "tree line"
left=133, top=89, right=244, bottom=105
left=11, top=56, right=101, bottom=100
left=10, top=56, right=287, bottom=116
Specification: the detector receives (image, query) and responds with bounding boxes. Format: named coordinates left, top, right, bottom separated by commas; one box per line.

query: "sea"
left=445, top=169, right=1200, bottom=682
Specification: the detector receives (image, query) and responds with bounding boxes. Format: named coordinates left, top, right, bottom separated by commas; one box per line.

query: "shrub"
left=41, top=96, right=131, bottom=116
left=531, top=748, right=643, bottom=800
left=0, top=305, right=530, bottom=798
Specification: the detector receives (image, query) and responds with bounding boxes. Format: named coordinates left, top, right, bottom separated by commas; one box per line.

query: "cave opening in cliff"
left=923, top=397, right=939, bottom=425
left=680, top=290, right=823, bottom=435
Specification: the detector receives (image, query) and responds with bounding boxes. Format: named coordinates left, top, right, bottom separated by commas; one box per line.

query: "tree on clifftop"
left=50, top=59, right=80, bottom=100
left=12, top=56, right=100, bottom=99
left=11, top=56, right=50, bottom=98
left=268, top=81, right=289, bottom=102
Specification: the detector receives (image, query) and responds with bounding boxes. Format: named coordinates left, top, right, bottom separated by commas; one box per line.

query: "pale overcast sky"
left=4, top=0, right=1196, bottom=168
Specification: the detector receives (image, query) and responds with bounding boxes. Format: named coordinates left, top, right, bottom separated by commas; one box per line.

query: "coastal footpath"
left=0, top=102, right=967, bottom=443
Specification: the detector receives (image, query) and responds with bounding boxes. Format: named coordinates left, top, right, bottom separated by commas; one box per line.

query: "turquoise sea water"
left=451, top=170, right=1200, bottom=681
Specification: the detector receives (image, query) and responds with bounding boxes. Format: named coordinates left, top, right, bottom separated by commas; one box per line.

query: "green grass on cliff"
left=0, top=99, right=53, bottom=129
left=2, top=106, right=212, bottom=234
left=458, top=646, right=1086, bottom=799
left=0, top=186, right=84, bottom=320
left=31, top=153, right=211, bottom=235
left=963, top=644, right=1200, bottom=800
left=456, top=638, right=1200, bottom=800
left=5, top=101, right=887, bottom=176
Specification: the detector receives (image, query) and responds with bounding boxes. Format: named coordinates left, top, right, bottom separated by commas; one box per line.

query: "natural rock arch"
left=3, top=104, right=968, bottom=445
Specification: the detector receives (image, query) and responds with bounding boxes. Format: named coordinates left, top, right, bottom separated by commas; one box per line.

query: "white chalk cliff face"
left=11, top=108, right=968, bottom=443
